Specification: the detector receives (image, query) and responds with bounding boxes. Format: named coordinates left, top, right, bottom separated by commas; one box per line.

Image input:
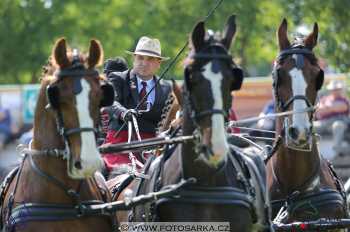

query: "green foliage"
left=0, top=0, right=349, bottom=84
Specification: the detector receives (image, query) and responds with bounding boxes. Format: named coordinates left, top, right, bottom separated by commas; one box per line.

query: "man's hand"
left=120, top=109, right=138, bottom=122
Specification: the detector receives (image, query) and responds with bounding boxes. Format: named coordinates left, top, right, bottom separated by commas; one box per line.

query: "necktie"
left=139, top=81, right=148, bottom=110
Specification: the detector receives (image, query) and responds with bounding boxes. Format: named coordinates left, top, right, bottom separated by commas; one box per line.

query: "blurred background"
left=1, top=0, right=350, bottom=83
left=0, top=0, right=349, bottom=157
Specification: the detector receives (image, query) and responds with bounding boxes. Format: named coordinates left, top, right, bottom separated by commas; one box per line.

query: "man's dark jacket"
left=107, top=69, right=171, bottom=134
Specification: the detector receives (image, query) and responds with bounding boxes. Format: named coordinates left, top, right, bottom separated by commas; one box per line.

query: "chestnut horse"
left=111, top=15, right=271, bottom=232
left=266, top=19, right=348, bottom=227
left=0, top=38, right=116, bottom=232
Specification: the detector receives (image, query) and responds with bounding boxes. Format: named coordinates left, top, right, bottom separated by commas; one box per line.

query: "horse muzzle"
left=284, top=117, right=312, bottom=151
left=68, top=150, right=104, bottom=179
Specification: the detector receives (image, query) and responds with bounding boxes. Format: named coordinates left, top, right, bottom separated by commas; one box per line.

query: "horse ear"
left=88, top=39, right=103, bottom=68
left=221, top=15, right=236, bottom=49
left=191, top=21, right=205, bottom=51
left=53, top=38, right=70, bottom=68
left=277, top=18, right=291, bottom=50
left=304, top=23, right=318, bottom=50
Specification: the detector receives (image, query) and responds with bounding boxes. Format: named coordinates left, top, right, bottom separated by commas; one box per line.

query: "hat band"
left=135, top=49, right=161, bottom=57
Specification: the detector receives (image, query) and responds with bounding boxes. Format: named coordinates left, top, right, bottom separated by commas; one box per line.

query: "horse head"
left=37, top=38, right=114, bottom=179
left=183, top=15, right=243, bottom=169
left=273, top=18, right=324, bottom=151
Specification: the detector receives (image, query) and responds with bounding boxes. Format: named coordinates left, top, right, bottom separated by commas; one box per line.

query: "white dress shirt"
left=136, top=76, right=156, bottom=106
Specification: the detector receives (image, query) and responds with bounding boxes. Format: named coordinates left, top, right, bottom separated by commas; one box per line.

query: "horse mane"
left=156, top=92, right=175, bottom=134
left=39, top=56, right=55, bottom=81
left=156, top=80, right=183, bottom=134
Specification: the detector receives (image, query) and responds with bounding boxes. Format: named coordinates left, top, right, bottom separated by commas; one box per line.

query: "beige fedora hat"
left=326, top=80, right=345, bottom=90
left=126, top=36, right=170, bottom=61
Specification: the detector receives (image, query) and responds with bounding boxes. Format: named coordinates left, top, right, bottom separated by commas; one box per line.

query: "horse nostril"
left=288, top=127, right=299, bottom=140
left=74, top=161, right=82, bottom=170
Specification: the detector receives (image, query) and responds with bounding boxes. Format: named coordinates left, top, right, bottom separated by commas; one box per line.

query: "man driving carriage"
left=102, top=36, right=172, bottom=173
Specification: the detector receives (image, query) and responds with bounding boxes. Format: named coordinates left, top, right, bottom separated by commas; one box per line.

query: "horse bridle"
left=272, top=45, right=324, bottom=151
left=272, top=46, right=318, bottom=113
left=183, top=43, right=237, bottom=157
left=184, top=43, right=238, bottom=123
left=46, top=51, right=100, bottom=159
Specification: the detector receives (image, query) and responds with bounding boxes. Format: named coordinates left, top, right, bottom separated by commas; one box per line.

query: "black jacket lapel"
left=153, top=76, right=163, bottom=107
left=129, top=69, right=139, bottom=104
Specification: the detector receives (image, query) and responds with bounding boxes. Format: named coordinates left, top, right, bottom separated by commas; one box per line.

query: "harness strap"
left=156, top=186, right=253, bottom=207
left=111, top=175, right=135, bottom=201
left=18, top=145, right=67, bottom=159
left=64, top=127, right=97, bottom=136
left=192, top=53, right=232, bottom=60
left=271, top=188, right=346, bottom=222
left=193, top=109, right=226, bottom=121
left=0, top=167, right=19, bottom=229
left=281, top=95, right=313, bottom=112
left=28, top=154, right=81, bottom=202
left=277, top=48, right=314, bottom=61
left=243, top=155, right=269, bottom=208
left=3, top=154, right=27, bottom=230
left=6, top=201, right=111, bottom=231
left=56, top=69, right=99, bottom=78
left=130, top=155, right=157, bottom=222
left=326, top=160, right=348, bottom=216
left=232, top=149, right=273, bottom=228
left=264, top=136, right=282, bottom=164
left=228, top=149, right=252, bottom=194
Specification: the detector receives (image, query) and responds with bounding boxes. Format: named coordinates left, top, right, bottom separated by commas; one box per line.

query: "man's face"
left=331, top=88, right=343, bottom=97
left=133, top=55, right=161, bottom=79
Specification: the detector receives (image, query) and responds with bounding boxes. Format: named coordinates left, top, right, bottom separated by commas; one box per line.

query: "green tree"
left=0, top=0, right=349, bottom=84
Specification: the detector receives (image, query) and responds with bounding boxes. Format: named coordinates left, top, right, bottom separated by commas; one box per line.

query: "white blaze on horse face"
left=289, top=67, right=311, bottom=139
left=202, top=62, right=229, bottom=166
left=70, top=79, right=103, bottom=178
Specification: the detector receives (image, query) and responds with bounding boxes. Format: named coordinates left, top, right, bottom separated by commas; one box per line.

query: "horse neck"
left=273, top=118, right=320, bottom=193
